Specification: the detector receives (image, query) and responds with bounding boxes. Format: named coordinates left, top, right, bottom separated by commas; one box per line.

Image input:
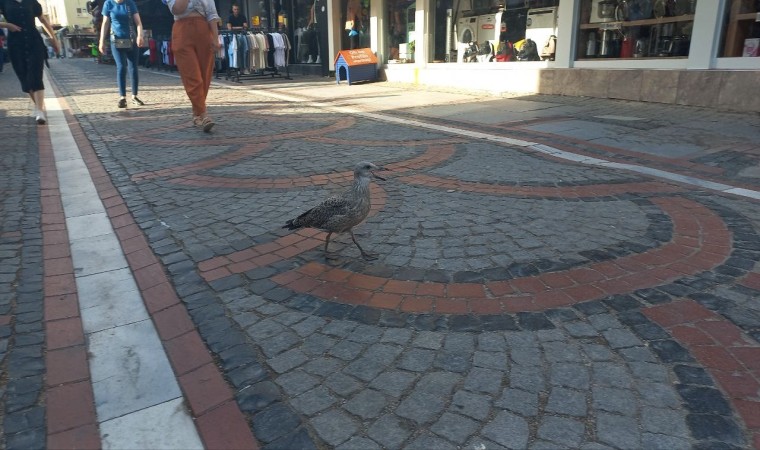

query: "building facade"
left=181, top=0, right=760, bottom=111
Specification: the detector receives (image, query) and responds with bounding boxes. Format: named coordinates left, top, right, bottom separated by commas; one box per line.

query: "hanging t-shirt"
left=101, top=0, right=138, bottom=39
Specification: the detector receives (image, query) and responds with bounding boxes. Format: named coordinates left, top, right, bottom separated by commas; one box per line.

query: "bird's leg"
left=350, top=229, right=378, bottom=261
left=324, top=232, right=338, bottom=260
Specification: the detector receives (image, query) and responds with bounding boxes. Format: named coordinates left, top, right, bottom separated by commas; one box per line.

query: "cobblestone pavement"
left=3, top=57, right=760, bottom=449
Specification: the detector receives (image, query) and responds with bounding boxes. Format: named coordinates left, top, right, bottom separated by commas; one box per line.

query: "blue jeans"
left=110, top=42, right=139, bottom=97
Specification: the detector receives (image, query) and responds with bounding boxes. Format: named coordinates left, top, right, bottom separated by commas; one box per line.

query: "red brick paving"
left=644, top=300, right=760, bottom=443
left=267, top=196, right=730, bottom=315
left=49, top=93, right=260, bottom=448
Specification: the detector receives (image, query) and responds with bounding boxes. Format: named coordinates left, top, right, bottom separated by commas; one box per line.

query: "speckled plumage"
left=283, top=162, right=385, bottom=260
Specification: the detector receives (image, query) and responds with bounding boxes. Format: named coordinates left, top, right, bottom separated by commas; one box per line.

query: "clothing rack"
left=217, top=29, right=292, bottom=82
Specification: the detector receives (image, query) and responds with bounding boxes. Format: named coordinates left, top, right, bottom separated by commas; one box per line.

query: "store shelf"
left=580, top=14, right=695, bottom=30
left=723, top=0, right=760, bottom=57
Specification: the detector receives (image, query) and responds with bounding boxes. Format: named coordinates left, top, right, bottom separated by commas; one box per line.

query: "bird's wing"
left=293, top=196, right=353, bottom=229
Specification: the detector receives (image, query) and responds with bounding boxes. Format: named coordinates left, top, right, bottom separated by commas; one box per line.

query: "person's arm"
left=242, top=20, right=248, bottom=28
left=133, top=5, right=144, bottom=47
left=0, top=20, right=21, bottom=32
left=226, top=21, right=232, bottom=30
left=208, top=15, right=220, bottom=51
left=98, top=16, right=110, bottom=54
left=37, top=14, right=59, bottom=53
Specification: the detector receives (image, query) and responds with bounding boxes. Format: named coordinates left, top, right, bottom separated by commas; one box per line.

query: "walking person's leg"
left=111, top=43, right=128, bottom=108
left=172, top=17, right=213, bottom=131
left=128, top=45, right=143, bottom=105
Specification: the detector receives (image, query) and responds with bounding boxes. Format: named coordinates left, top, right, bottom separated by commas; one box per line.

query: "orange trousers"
left=172, top=16, right=214, bottom=118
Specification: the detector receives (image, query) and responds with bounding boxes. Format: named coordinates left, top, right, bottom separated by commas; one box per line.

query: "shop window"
left=343, top=0, right=371, bottom=50
left=447, top=0, right=557, bottom=64
left=577, top=0, right=696, bottom=60
left=719, top=0, right=760, bottom=57
left=388, top=0, right=415, bottom=61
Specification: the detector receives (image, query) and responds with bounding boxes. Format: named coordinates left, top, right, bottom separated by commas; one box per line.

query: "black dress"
left=0, top=0, right=47, bottom=93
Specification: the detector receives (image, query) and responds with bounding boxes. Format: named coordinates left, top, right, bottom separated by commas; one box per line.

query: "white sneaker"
left=316, top=55, right=321, bottom=64
left=36, top=111, right=46, bottom=125
left=307, top=55, right=314, bottom=64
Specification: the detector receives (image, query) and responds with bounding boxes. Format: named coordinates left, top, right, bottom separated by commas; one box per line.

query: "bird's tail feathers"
left=283, top=219, right=300, bottom=230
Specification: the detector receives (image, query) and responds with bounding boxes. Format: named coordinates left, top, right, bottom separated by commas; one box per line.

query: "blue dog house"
left=334, top=49, right=378, bottom=85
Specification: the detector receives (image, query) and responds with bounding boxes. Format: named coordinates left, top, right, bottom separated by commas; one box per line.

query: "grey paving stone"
left=641, top=406, right=689, bottom=437
left=396, top=391, right=446, bottom=424
left=325, top=372, right=363, bottom=397
left=464, top=438, right=508, bottom=450
left=347, top=324, right=384, bottom=343
left=259, top=331, right=301, bottom=358
left=565, top=321, right=600, bottom=338
left=538, top=416, right=585, bottom=448
left=588, top=314, right=623, bottom=330
left=635, top=382, right=683, bottom=408
left=335, top=437, right=381, bottom=450
left=380, top=327, right=413, bottom=345
left=343, top=356, right=387, bottom=382
left=510, top=364, right=546, bottom=393
left=434, top=351, right=471, bottom=373
left=321, top=321, right=357, bottom=338
left=592, top=362, right=634, bottom=388
left=481, top=411, right=529, bottom=449
left=302, top=356, right=344, bottom=377
left=329, top=340, right=365, bottom=361
left=509, top=346, right=543, bottom=366
left=406, top=433, right=458, bottom=450
left=444, top=334, right=476, bottom=352
left=292, top=316, right=328, bottom=337
left=473, top=351, right=508, bottom=370
left=592, top=386, right=637, bottom=415
left=367, top=414, right=414, bottom=448
left=274, top=370, right=320, bottom=396
left=364, top=343, right=403, bottom=365
left=450, top=390, right=491, bottom=421
left=550, top=363, right=590, bottom=389
left=494, top=388, right=539, bottom=417
left=397, top=348, right=435, bottom=372
left=344, top=389, right=388, bottom=419
left=504, top=331, right=538, bottom=347
left=629, top=361, right=670, bottom=383
left=464, top=367, right=504, bottom=394
left=545, top=387, right=588, bottom=416
left=291, top=386, right=337, bottom=416
left=640, top=433, right=691, bottom=450
left=596, top=412, right=641, bottom=449
left=252, top=403, right=302, bottom=444
left=582, top=343, right=615, bottom=361
left=247, top=318, right=288, bottom=340
left=301, top=333, right=338, bottom=356
left=536, top=329, right=566, bottom=341
left=603, top=328, right=643, bottom=349
left=412, top=331, right=443, bottom=349
left=431, top=412, right=479, bottom=444
left=619, top=346, right=656, bottom=362
left=268, top=348, right=309, bottom=374
left=369, top=371, right=417, bottom=397
left=478, top=332, right=506, bottom=351
left=543, top=341, right=584, bottom=362
left=311, top=409, right=359, bottom=447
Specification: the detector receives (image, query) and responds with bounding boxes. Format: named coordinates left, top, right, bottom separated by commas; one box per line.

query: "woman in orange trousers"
left=163, top=0, right=220, bottom=132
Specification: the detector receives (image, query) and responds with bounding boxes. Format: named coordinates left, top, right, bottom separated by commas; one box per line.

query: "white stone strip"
left=43, top=73, right=204, bottom=450
left=251, top=88, right=760, bottom=201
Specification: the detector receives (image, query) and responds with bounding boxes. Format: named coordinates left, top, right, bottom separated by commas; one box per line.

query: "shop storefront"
left=349, top=0, right=760, bottom=111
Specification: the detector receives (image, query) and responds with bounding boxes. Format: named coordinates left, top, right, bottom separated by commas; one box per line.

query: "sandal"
left=200, top=116, right=214, bottom=133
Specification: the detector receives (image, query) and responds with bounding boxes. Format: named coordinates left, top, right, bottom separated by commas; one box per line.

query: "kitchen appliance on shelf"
left=525, top=6, right=557, bottom=51
left=590, top=0, right=616, bottom=23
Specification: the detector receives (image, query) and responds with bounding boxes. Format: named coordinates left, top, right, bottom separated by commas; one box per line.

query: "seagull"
left=283, top=162, right=386, bottom=260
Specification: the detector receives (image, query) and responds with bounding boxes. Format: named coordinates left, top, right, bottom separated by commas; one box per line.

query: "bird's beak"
left=371, top=166, right=387, bottom=181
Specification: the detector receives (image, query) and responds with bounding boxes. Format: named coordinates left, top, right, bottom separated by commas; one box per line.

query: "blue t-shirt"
left=102, top=0, right=138, bottom=39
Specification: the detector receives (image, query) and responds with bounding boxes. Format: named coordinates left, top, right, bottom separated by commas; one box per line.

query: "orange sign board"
left=334, top=48, right=378, bottom=66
